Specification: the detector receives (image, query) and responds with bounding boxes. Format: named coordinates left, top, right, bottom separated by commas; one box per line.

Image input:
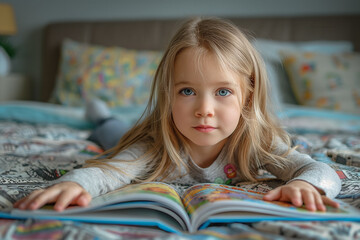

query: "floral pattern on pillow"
left=51, top=39, right=163, bottom=107
left=280, top=51, right=360, bottom=115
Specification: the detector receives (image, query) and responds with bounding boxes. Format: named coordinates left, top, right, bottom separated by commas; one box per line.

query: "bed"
left=0, top=15, right=360, bottom=239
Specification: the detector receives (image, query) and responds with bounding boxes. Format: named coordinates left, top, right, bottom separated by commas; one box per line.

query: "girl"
left=15, top=17, right=341, bottom=212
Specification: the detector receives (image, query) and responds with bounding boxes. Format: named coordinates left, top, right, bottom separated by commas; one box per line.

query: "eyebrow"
left=174, top=81, right=237, bottom=87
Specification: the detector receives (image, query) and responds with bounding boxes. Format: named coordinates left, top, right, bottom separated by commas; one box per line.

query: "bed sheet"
left=0, top=101, right=359, bottom=240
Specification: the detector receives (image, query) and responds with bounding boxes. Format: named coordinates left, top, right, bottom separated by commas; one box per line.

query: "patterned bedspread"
left=0, top=102, right=359, bottom=240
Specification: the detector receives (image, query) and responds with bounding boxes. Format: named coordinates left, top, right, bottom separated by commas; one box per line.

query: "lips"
left=194, top=125, right=216, bottom=133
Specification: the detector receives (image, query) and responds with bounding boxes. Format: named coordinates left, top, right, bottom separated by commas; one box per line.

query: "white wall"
left=4, top=0, right=360, bottom=100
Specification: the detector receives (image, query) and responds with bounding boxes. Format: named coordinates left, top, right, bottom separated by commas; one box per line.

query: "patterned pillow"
left=253, top=39, right=353, bottom=106
left=50, top=39, right=163, bottom=107
left=280, top=51, right=360, bottom=115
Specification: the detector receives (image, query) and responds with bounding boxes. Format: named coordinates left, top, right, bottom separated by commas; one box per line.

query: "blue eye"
left=180, top=88, right=194, bottom=96
left=217, top=89, right=231, bottom=96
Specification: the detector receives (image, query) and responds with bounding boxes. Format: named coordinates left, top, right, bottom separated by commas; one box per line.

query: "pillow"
left=280, top=51, right=360, bottom=115
left=252, top=39, right=354, bottom=107
left=50, top=39, right=163, bottom=107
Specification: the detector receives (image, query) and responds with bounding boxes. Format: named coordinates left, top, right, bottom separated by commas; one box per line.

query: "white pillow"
left=252, top=39, right=354, bottom=108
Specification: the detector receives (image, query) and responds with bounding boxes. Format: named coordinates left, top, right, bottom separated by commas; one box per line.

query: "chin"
left=187, top=137, right=227, bottom=148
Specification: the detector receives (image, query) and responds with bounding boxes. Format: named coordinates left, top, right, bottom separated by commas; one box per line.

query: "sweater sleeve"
left=264, top=141, right=341, bottom=199
left=53, top=144, right=147, bottom=197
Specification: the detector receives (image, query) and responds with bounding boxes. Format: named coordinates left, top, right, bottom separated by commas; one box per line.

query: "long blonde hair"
left=85, top=17, right=292, bottom=182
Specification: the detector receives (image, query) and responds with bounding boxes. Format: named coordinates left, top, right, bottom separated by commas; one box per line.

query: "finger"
left=314, top=194, right=326, bottom=212
left=322, top=196, right=340, bottom=209
left=76, top=192, right=92, bottom=207
left=16, top=190, right=45, bottom=209
left=54, top=190, right=91, bottom=211
left=288, top=189, right=303, bottom=207
left=302, top=190, right=316, bottom=211
left=263, top=188, right=282, bottom=201
left=13, top=197, right=28, bottom=208
left=27, top=188, right=63, bottom=210
left=53, top=189, right=83, bottom=211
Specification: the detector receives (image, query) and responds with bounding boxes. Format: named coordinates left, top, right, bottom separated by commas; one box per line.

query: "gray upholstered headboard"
left=41, top=15, right=360, bottom=102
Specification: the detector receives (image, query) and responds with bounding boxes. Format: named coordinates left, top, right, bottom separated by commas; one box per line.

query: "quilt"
left=0, top=101, right=359, bottom=240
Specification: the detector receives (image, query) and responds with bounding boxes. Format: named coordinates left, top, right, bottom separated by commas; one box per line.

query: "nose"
left=195, top=96, right=214, bottom=118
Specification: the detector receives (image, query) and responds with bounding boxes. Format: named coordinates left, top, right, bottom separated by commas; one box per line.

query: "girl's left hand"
left=263, top=180, right=340, bottom=211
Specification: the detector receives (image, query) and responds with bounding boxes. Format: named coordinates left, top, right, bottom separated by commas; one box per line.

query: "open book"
left=4, top=182, right=360, bottom=233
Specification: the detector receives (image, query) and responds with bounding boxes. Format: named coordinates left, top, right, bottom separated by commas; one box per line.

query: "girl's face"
left=172, top=48, right=242, bottom=150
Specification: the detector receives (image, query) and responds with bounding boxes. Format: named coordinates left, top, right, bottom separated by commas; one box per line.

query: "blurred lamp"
left=0, top=3, right=17, bottom=76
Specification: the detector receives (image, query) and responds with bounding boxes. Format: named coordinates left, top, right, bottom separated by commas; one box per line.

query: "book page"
left=12, top=182, right=188, bottom=221
left=93, top=182, right=184, bottom=209
left=182, top=183, right=268, bottom=218
left=12, top=182, right=193, bottom=232
left=182, top=183, right=358, bottom=220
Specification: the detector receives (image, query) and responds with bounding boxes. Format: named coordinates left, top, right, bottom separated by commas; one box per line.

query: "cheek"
left=225, top=111, right=241, bottom=126
left=219, top=102, right=241, bottom=126
left=171, top=100, right=188, bottom=125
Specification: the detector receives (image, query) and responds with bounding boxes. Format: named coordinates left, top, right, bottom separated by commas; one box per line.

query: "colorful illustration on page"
left=182, top=183, right=346, bottom=217
left=113, top=182, right=184, bottom=207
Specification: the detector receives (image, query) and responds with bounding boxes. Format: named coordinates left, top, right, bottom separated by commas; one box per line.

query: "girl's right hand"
left=13, top=181, right=91, bottom=212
